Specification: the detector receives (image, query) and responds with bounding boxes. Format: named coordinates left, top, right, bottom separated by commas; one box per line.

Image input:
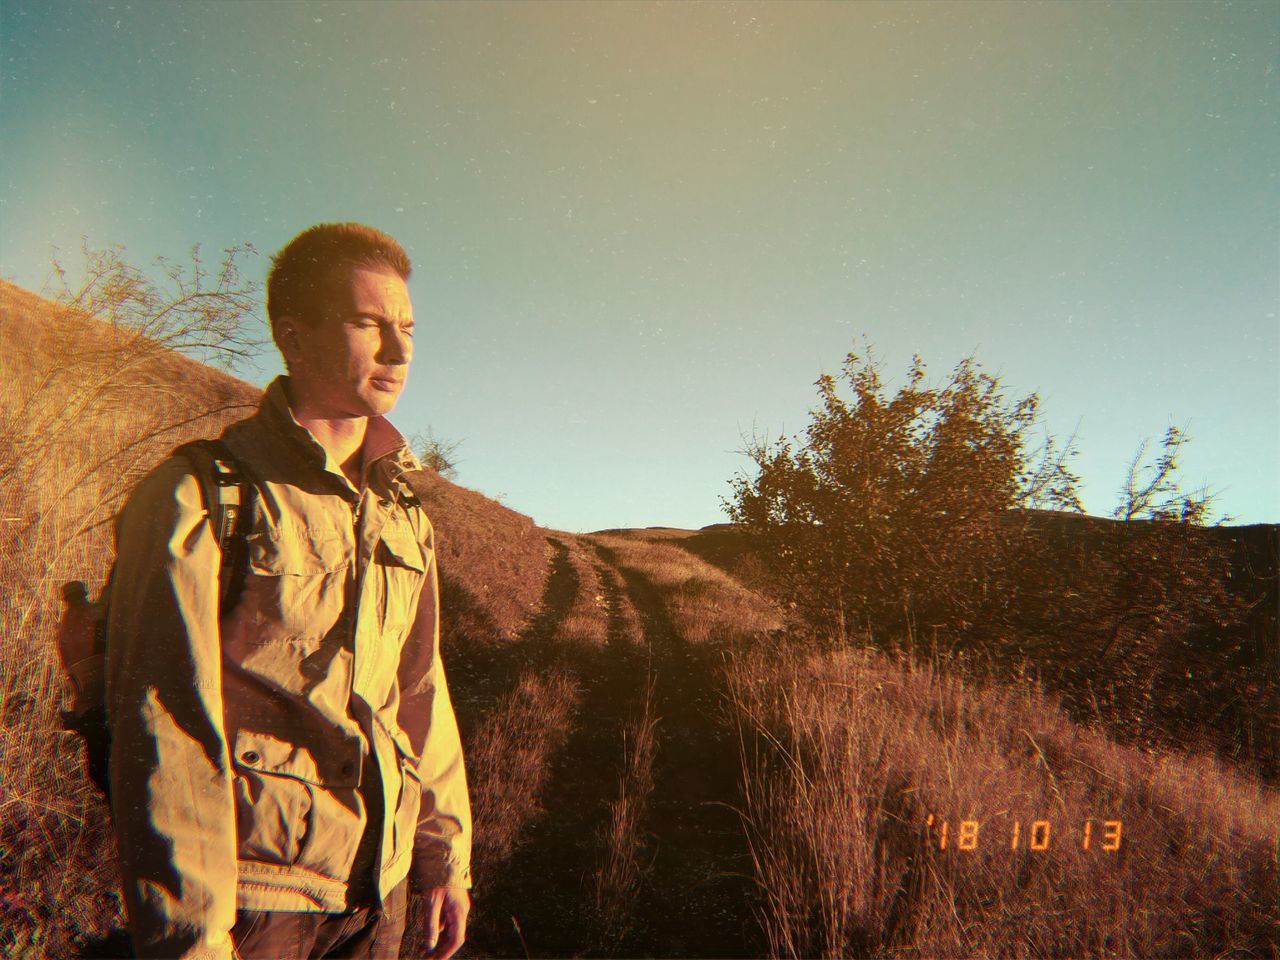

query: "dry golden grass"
left=0, top=281, right=260, bottom=958
left=725, top=640, right=1280, bottom=959
left=586, top=530, right=785, bottom=645
left=555, top=538, right=612, bottom=651
left=587, top=550, right=647, bottom=654
left=572, top=532, right=780, bottom=956
left=4, top=278, right=1276, bottom=959
left=410, top=468, right=547, bottom=649
left=590, top=669, right=659, bottom=947
left=465, top=669, right=582, bottom=874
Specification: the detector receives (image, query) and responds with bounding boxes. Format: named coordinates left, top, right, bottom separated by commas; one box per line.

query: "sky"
left=1, top=0, right=1276, bottom=532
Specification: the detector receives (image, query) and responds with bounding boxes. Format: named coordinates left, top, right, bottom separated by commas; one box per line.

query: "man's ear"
left=275, top=316, right=302, bottom=362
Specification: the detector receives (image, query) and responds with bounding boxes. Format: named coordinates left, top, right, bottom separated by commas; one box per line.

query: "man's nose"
left=380, top=326, right=412, bottom=364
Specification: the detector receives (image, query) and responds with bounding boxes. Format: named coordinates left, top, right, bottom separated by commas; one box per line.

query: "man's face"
left=279, top=264, right=415, bottom=419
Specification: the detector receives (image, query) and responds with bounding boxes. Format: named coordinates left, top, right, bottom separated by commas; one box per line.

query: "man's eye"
left=402, top=327, right=415, bottom=338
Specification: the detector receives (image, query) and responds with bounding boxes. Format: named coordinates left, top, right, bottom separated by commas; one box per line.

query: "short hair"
left=266, top=222, right=412, bottom=347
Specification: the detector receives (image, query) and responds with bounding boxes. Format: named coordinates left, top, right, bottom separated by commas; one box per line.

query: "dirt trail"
left=463, top=536, right=651, bottom=957
left=589, top=539, right=760, bottom=959
left=446, top=537, right=580, bottom=720
left=458, top=532, right=763, bottom=958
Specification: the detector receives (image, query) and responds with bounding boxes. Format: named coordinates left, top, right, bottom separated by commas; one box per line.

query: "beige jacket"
left=105, top=376, right=471, bottom=960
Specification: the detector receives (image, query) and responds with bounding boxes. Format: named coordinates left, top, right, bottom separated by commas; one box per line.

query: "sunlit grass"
left=725, top=640, right=1279, bottom=958
left=3, top=279, right=1274, bottom=959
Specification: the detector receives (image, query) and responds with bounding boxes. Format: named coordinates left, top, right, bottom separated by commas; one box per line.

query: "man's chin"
left=360, top=388, right=402, bottom=416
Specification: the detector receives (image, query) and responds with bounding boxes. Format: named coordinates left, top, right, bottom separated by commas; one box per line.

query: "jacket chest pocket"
left=373, top=521, right=428, bottom=636
left=239, top=529, right=351, bottom=645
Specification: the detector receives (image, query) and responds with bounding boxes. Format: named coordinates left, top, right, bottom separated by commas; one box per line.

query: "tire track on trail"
left=591, top=551, right=646, bottom=656
left=442, top=536, right=582, bottom=959
left=447, top=535, right=579, bottom=720
left=589, top=539, right=762, bottom=959
left=468, top=535, right=651, bottom=958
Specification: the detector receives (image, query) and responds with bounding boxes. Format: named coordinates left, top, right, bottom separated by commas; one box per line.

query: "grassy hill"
left=1, top=280, right=1275, bottom=959
left=634, top=513, right=1280, bottom=783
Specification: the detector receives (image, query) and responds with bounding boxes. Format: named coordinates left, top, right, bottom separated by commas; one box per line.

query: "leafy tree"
left=723, top=344, right=1257, bottom=760
left=723, top=348, right=1080, bottom=643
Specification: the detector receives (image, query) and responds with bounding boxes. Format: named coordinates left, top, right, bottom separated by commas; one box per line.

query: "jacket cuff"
left=413, top=850, right=472, bottom=889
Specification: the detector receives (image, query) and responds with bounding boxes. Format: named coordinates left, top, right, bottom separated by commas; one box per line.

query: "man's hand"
left=423, top=884, right=469, bottom=960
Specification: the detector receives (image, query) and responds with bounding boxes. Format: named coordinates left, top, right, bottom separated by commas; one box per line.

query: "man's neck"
left=302, top=416, right=368, bottom=490
left=285, top=383, right=369, bottom=490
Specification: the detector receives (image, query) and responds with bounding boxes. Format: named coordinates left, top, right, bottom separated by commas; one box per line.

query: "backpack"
left=56, top=438, right=257, bottom=800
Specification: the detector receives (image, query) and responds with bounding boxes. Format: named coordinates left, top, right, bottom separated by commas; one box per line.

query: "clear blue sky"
left=2, top=0, right=1276, bottom=532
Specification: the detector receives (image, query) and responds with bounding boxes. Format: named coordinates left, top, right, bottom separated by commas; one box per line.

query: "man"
left=106, top=223, right=472, bottom=960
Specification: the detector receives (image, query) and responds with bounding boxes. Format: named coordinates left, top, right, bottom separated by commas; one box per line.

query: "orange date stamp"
left=925, top=815, right=1123, bottom=851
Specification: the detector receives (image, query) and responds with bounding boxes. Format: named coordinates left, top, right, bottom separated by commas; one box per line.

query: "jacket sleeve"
left=105, top=456, right=238, bottom=960
left=396, top=513, right=473, bottom=889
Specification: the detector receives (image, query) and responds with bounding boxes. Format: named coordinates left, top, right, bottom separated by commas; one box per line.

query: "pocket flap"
left=249, top=529, right=349, bottom=576
left=232, top=728, right=361, bottom=787
left=376, top=526, right=426, bottom=573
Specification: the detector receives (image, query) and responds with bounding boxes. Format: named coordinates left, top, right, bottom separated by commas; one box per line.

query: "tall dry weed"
left=726, top=641, right=1279, bottom=959
left=0, top=281, right=259, bottom=958
left=591, top=669, right=659, bottom=947
left=464, top=669, right=581, bottom=873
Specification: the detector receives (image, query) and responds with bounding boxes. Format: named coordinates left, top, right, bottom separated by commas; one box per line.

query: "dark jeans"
left=230, top=881, right=408, bottom=960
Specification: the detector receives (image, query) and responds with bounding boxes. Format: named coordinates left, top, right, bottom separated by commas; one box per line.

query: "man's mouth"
left=370, top=376, right=403, bottom=391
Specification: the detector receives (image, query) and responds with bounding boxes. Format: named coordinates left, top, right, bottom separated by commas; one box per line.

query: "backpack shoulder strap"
left=59, top=440, right=256, bottom=800
left=173, top=438, right=257, bottom=615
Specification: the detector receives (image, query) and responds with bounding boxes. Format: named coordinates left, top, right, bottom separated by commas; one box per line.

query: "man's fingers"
left=429, top=890, right=469, bottom=960
left=434, top=921, right=465, bottom=960
left=425, top=889, right=444, bottom=949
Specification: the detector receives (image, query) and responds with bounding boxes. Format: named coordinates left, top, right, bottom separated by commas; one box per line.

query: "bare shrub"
left=45, top=238, right=265, bottom=372
left=408, top=426, right=464, bottom=480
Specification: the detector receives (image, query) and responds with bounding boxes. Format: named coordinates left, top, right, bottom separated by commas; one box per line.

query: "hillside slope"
left=1, top=281, right=1274, bottom=959
left=629, top=509, right=1280, bottom=782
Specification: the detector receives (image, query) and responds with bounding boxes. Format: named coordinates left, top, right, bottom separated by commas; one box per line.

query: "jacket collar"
left=258, top=375, right=422, bottom=496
